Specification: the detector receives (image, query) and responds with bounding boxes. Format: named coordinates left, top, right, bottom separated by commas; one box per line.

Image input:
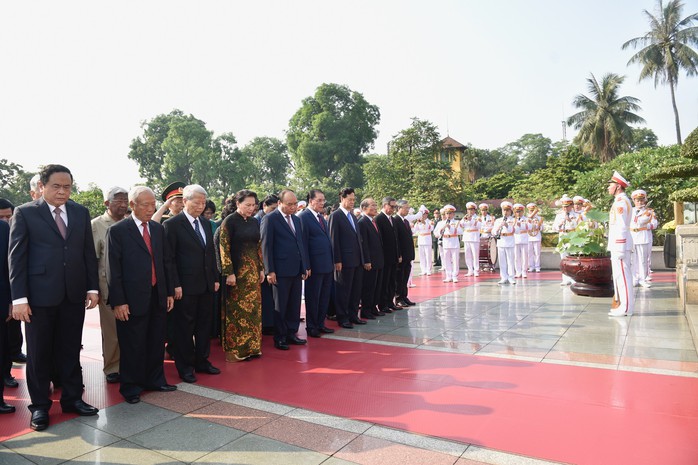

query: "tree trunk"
left=670, top=81, right=682, bottom=144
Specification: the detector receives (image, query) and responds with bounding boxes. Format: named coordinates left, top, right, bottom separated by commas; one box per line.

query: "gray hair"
left=29, top=174, right=40, bottom=191
left=360, top=198, right=374, bottom=210
left=183, top=184, right=207, bottom=200
left=129, top=186, right=155, bottom=203
left=397, top=199, right=409, bottom=208
left=381, top=196, right=395, bottom=206
left=104, top=186, right=128, bottom=202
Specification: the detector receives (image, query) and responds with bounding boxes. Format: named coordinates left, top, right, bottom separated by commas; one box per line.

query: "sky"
left=1, top=0, right=697, bottom=193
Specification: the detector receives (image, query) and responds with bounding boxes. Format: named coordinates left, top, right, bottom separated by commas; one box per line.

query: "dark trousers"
left=0, top=315, right=8, bottom=401
left=433, top=239, right=441, bottom=266
left=26, top=299, right=86, bottom=412
left=173, top=292, right=214, bottom=377
left=7, top=319, right=23, bottom=359
left=116, top=287, right=168, bottom=399
left=334, top=266, right=362, bottom=323
left=396, top=260, right=412, bottom=301
left=304, top=271, right=332, bottom=331
left=272, top=276, right=302, bottom=342
left=379, top=263, right=397, bottom=310
left=361, top=267, right=381, bottom=315
left=261, top=280, right=275, bottom=329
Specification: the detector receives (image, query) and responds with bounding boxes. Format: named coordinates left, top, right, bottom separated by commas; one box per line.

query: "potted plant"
left=555, top=209, right=614, bottom=297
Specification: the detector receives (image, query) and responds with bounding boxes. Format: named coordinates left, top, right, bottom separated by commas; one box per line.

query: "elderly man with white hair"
left=91, top=186, right=129, bottom=384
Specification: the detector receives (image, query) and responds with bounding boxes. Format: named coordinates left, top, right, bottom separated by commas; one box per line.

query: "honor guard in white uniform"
left=493, top=201, right=516, bottom=284
left=553, top=194, right=579, bottom=285
left=512, top=204, right=530, bottom=278
left=526, top=203, right=542, bottom=272
left=434, top=205, right=463, bottom=283
left=478, top=204, right=494, bottom=238
left=607, top=171, right=635, bottom=316
left=413, top=206, right=434, bottom=275
left=460, top=202, right=481, bottom=277
left=630, top=189, right=657, bottom=289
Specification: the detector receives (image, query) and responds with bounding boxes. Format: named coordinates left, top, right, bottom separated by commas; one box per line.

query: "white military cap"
left=500, top=201, right=513, bottom=209
left=631, top=189, right=647, bottom=199
left=466, top=202, right=477, bottom=209
left=442, top=204, right=456, bottom=212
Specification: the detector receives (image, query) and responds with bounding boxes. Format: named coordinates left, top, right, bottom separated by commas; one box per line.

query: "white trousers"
left=632, top=243, right=651, bottom=283
left=612, top=250, right=635, bottom=314
left=463, top=241, right=479, bottom=273
left=498, top=246, right=515, bottom=281
left=528, top=241, right=541, bottom=270
left=442, top=248, right=460, bottom=280
left=418, top=244, right=433, bottom=275
left=514, top=243, right=528, bottom=277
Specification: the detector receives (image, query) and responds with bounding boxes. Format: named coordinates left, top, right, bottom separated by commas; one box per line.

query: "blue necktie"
left=347, top=212, right=355, bottom=231
left=193, top=219, right=205, bottom=247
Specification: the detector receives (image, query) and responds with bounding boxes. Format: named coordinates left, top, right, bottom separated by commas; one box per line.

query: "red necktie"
left=317, top=213, right=325, bottom=231
left=142, top=222, right=157, bottom=286
left=372, top=219, right=379, bottom=233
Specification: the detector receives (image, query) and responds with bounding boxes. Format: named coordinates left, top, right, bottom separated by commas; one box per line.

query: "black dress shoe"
left=326, top=315, right=337, bottom=321
left=307, top=328, right=321, bottom=338
left=151, top=384, right=177, bottom=392
left=381, top=307, right=393, bottom=314
left=12, top=353, right=27, bottom=364
left=394, top=300, right=409, bottom=308
left=403, top=298, right=416, bottom=306
left=62, top=400, right=99, bottom=416
left=30, top=410, right=49, bottom=431
left=125, top=395, right=140, bottom=404
left=195, top=365, right=221, bottom=375
left=105, top=373, right=120, bottom=384
left=319, top=326, right=335, bottom=334
left=371, top=310, right=386, bottom=317
left=4, top=376, right=19, bottom=388
left=0, top=402, right=15, bottom=414
left=349, top=318, right=367, bottom=325
left=389, top=304, right=403, bottom=311
left=181, top=373, right=197, bottom=383
left=338, top=321, right=354, bottom=329
left=360, top=313, right=376, bottom=320
left=288, top=335, right=307, bottom=345
left=274, top=340, right=289, bottom=350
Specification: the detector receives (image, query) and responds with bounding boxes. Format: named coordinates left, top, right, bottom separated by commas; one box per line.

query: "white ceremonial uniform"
left=413, top=220, right=434, bottom=275
left=553, top=210, right=579, bottom=285
left=434, top=219, right=463, bottom=282
left=631, top=206, right=657, bottom=287
left=527, top=214, right=542, bottom=272
left=513, top=215, right=529, bottom=278
left=493, top=216, right=516, bottom=283
left=479, top=214, right=494, bottom=238
left=460, top=216, right=481, bottom=276
left=609, top=193, right=635, bottom=315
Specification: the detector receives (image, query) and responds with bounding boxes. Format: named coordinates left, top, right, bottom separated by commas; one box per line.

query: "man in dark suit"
left=300, top=190, right=335, bottom=338
left=108, top=186, right=177, bottom=404
left=163, top=184, right=220, bottom=383
left=0, top=220, right=15, bottom=413
left=9, top=164, right=100, bottom=430
left=329, top=187, right=365, bottom=328
left=395, top=200, right=417, bottom=307
left=357, top=198, right=385, bottom=320
left=0, top=198, right=23, bottom=390
left=375, top=197, right=401, bottom=314
left=261, top=190, right=310, bottom=350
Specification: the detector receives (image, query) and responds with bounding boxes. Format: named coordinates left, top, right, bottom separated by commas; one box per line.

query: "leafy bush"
left=555, top=209, right=610, bottom=256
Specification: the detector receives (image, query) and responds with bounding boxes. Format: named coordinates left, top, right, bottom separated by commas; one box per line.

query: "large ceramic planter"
left=560, top=256, right=613, bottom=297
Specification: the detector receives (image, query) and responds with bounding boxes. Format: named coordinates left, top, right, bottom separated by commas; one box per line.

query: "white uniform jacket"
left=608, top=193, right=634, bottom=253
left=434, top=219, right=463, bottom=249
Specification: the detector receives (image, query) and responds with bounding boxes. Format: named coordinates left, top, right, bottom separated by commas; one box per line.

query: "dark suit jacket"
left=357, top=215, right=384, bottom=270
left=261, top=209, right=308, bottom=278
left=107, top=216, right=174, bottom=316
left=300, top=209, right=334, bottom=275
left=395, top=215, right=416, bottom=261
left=0, top=221, right=10, bottom=318
left=8, top=198, right=99, bottom=307
left=329, top=208, right=363, bottom=268
left=375, top=211, right=399, bottom=265
left=163, top=212, right=217, bottom=295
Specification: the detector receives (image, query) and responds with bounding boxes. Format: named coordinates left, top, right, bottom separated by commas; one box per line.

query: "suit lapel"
left=180, top=214, right=205, bottom=249
left=38, top=199, right=64, bottom=240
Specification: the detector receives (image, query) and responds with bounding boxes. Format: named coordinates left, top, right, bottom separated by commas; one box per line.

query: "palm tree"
left=622, top=0, right=698, bottom=144
left=567, top=73, right=645, bottom=163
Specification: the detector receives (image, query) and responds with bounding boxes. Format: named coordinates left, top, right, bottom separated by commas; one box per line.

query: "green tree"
left=128, top=109, right=247, bottom=198
left=72, top=184, right=105, bottom=219
left=472, top=170, right=521, bottom=201
left=498, top=133, right=552, bottom=174
left=567, top=73, right=645, bottom=162
left=240, top=137, right=290, bottom=195
left=0, top=159, right=33, bottom=205
left=629, top=127, right=659, bottom=152
left=363, top=154, right=405, bottom=202
left=287, top=83, right=380, bottom=192
left=623, top=0, right=698, bottom=144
